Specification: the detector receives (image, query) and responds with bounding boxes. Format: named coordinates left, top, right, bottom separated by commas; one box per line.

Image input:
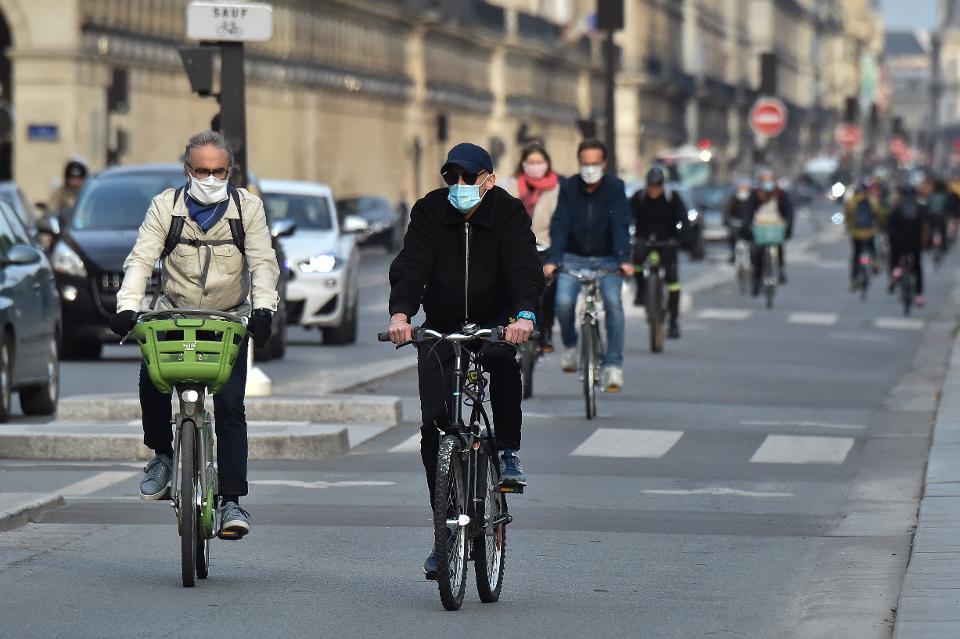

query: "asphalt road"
left=1, top=203, right=955, bottom=637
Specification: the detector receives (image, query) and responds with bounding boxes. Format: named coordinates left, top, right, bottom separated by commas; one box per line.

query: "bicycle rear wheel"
left=763, top=248, right=776, bottom=310
left=434, top=435, right=468, bottom=610
left=902, top=273, right=914, bottom=316
left=474, top=423, right=506, bottom=602
left=646, top=275, right=663, bottom=353
left=581, top=322, right=596, bottom=420
left=179, top=419, right=197, bottom=588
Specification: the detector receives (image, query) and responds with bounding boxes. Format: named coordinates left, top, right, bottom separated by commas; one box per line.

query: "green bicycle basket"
left=133, top=315, right=247, bottom=395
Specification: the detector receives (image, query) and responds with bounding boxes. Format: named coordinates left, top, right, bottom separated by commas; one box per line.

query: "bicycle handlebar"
left=136, top=308, right=248, bottom=325
left=378, top=325, right=539, bottom=345
left=559, top=267, right=623, bottom=283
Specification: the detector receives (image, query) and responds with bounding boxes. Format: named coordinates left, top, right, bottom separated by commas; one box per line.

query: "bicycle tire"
left=902, top=274, right=913, bottom=316
left=179, top=419, right=197, bottom=588
left=474, top=409, right=506, bottom=603
left=763, top=248, right=775, bottom=310
left=646, top=274, right=663, bottom=353
left=589, top=321, right=600, bottom=416
left=434, top=435, right=468, bottom=611
left=582, top=322, right=595, bottom=420
left=520, top=344, right=535, bottom=400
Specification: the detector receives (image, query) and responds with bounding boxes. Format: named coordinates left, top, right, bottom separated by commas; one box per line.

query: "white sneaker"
left=603, top=366, right=623, bottom=393
left=560, top=348, right=578, bottom=373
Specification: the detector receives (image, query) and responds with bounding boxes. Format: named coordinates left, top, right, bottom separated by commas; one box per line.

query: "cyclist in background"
left=630, top=166, right=687, bottom=339
left=744, top=175, right=793, bottom=296
left=723, top=178, right=753, bottom=264
left=887, top=184, right=927, bottom=307
left=844, top=181, right=878, bottom=289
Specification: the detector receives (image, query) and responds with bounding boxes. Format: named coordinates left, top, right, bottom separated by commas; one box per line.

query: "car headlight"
left=51, top=241, right=86, bottom=277
left=687, top=209, right=699, bottom=222
left=831, top=182, right=846, bottom=199
left=298, top=254, right=341, bottom=274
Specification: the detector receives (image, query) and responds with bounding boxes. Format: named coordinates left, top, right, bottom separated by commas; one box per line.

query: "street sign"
left=836, top=123, right=862, bottom=150
left=749, top=97, right=788, bottom=138
left=187, top=2, right=273, bottom=42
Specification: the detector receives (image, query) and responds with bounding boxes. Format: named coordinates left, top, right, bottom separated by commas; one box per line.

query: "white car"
left=260, top=180, right=361, bottom=344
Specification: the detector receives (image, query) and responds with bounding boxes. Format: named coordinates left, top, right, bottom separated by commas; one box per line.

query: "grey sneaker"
left=139, top=454, right=172, bottom=500
left=218, top=502, right=250, bottom=540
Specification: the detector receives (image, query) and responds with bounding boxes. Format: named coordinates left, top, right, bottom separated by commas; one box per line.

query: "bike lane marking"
left=749, top=435, right=855, bottom=465
left=788, top=312, right=838, bottom=326
left=874, top=317, right=925, bottom=331
left=59, top=471, right=138, bottom=496
left=571, top=428, right=683, bottom=458
left=389, top=433, right=421, bottom=453
left=697, top=308, right=752, bottom=321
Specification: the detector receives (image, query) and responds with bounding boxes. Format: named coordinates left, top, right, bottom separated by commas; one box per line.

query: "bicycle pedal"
left=217, top=529, right=246, bottom=541
left=498, top=484, right=525, bottom=494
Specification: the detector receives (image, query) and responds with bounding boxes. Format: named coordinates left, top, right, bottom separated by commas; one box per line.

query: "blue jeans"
left=554, top=254, right=624, bottom=367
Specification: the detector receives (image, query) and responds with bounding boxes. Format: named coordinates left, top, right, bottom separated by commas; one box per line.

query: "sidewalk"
left=895, top=331, right=960, bottom=637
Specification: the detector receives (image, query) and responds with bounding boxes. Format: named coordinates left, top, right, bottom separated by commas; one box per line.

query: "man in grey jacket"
left=109, top=131, right=279, bottom=538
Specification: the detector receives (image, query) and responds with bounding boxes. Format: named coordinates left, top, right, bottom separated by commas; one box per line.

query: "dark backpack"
left=929, top=191, right=948, bottom=217
left=899, top=198, right=919, bottom=221
left=161, top=185, right=246, bottom=258
left=853, top=198, right=875, bottom=229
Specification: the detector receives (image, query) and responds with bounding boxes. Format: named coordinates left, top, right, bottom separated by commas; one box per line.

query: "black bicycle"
left=897, top=253, right=917, bottom=316
left=637, top=239, right=677, bottom=353
left=378, top=325, right=523, bottom=610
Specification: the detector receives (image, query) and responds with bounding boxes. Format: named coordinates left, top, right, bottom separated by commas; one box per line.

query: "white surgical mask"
left=736, top=190, right=750, bottom=201
left=189, top=175, right=229, bottom=205
left=580, top=165, right=604, bottom=185
left=523, top=162, right=549, bottom=180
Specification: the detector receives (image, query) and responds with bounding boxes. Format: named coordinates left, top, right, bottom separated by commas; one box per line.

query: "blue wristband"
left=517, top=310, right=536, bottom=324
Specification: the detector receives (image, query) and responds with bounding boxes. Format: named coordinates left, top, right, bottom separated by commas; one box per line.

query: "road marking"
left=249, top=480, right=395, bottom=489
left=698, top=308, right=752, bottom=321
left=828, top=332, right=894, bottom=343
left=788, top=312, right=838, bottom=326
left=642, top=487, right=793, bottom=498
left=59, top=471, right=137, bottom=496
left=749, top=435, right=855, bottom=464
left=389, top=433, right=421, bottom=453
left=571, top=428, right=683, bottom=458
left=875, top=317, right=924, bottom=331
left=740, top=419, right=864, bottom=431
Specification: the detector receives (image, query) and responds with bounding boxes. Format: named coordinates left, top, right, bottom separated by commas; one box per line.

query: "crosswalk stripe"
left=59, top=471, right=138, bottom=496
left=571, top=428, right=683, bottom=458
left=788, top=312, right=838, bottom=326
left=875, top=317, right=924, bottom=331
left=749, top=435, right=854, bottom=465
left=698, top=308, right=752, bottom=321
left=389, top=433, right=421, bottom=453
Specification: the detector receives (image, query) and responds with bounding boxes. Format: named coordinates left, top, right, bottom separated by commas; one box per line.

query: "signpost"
left=749, top=97, right=788, bottom=138
left=184, top=1, right=274, bottom=395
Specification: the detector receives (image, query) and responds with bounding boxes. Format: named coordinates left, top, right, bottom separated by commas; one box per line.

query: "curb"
left=56, top=394, right=402, bottom=425
left=894, top=331, right=960, bottom=637
left=0, top=493, right=66, bottom=532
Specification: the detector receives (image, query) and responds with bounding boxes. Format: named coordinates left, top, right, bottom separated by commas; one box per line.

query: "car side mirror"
left=2, top=243, right=41, bottom=266
left=36, top=215, right=60, bottom=237
left=342, top=214, right=370, bottom=234
left=271, top=218, right=297, bottom=238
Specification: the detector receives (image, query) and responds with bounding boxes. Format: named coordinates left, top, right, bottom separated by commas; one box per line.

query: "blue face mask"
left=448, top=175, right=491, bottom=213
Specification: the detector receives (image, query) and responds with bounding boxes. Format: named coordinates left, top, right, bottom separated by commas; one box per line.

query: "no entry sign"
left=749, top=97, right=788, bottom=138
left=836, top=124, right=862, bottom=150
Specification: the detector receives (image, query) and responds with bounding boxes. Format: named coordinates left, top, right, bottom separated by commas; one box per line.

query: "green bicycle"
left=128, top=308, right=247, bottom=587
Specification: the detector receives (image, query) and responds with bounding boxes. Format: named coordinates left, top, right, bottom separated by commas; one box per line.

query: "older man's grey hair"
left=180, top=130, right=235, bottom=172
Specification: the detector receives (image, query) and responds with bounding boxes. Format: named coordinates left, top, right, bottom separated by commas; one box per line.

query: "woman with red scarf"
left=505, top=143, right=561, bottom=350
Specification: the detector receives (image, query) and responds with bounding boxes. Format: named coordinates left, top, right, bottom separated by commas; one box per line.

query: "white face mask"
left=189, top=175, right=229, bottom=205
left=580, top=165, right=604, bottom=185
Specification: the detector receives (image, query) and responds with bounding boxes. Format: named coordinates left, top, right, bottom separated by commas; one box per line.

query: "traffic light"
left=597, top=0, right=624, bottom=31
left=844, top=97, right=858, bottom=123
left=760, top=53, right=777, bottom=95
left=179, top=46, right=216, bottom=97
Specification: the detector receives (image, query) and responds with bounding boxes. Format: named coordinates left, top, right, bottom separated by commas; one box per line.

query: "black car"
left=50, top=164, right=290, bottom=360
left=335, top=196, right=403, bottom=250
left=0, top=197, right=60, bottom=420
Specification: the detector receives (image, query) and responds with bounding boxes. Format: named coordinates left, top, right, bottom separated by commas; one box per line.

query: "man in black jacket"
left=544, top=139, right=633, bottom=392
left=387, top=142, right=543, bottom=579
left=630, top=166, right=687, bottom=338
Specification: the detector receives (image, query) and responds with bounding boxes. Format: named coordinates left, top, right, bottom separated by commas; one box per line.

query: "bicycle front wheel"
left=434, top=435, right=468, bottom=610
left=179, top=419, right=197, bottom=588
left=581, top=323, right=596, bottom=420
left=646, top=275, right=664, bottom=353
left=474, top=421, right=506, bottom=602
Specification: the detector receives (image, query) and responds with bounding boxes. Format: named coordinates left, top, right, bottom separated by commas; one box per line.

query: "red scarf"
left=516, top=172, right=558, bottom=216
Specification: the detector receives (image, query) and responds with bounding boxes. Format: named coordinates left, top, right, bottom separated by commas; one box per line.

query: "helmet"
left=645, top=166, right=665, bottom=186
left=64, top=160, right=88, bottom=181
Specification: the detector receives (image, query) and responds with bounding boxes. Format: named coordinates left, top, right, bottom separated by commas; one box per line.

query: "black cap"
left=645, top=166, right=665, bottom=186
left=65, top=160, right=87, bottom=180
left=441, top=143, right=494, bottom=176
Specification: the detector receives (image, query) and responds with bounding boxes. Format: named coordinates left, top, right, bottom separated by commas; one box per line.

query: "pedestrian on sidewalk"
left=108, top=130, right=280, bottom=539
left=503, top=142, right=561, bottom=351
left=386, top=142, right=543, bottom=579
left=544, top=139, right=633, bottom=392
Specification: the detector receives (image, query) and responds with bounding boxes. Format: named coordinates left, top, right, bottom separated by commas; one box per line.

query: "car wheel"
left=0, top=337, right=11, bottom=423
left=61, top=338, right=102, bottom=361
left=322, top=297, right=358, bottom=345
left=21, top=334, right=59, bottom=416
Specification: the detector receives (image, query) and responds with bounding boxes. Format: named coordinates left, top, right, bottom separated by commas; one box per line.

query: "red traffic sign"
left=836, top=124, right=862, bottom=150
left=749, top=98, right=788, bottom=137
left=953, top=138, right=960, bottom=152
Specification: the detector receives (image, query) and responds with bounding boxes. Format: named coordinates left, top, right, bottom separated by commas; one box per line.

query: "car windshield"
left=262, top=192, right=333, bottom=230
left=337, top=197, right=391, bottom=218
left=692, top=185, right=732, bottom=209
left=71, top=173, right=184, bottom=231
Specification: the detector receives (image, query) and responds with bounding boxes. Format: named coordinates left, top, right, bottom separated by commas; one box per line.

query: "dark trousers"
left=140, top=338, right=250, bottom=497
left=540, top=277, right=557, bottom=338
left=851, top=237, right=876, bottom=279
left=417, top=340, right=521, bottom=505
left=890, top=244, right=924, bottom=294
left=633, top=246, right=680, bottom=323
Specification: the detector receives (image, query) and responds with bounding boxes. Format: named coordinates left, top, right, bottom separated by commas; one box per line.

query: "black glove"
left=109, top=310, right=138, bottom=337
left=248, top=309, right=273, bottom=349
